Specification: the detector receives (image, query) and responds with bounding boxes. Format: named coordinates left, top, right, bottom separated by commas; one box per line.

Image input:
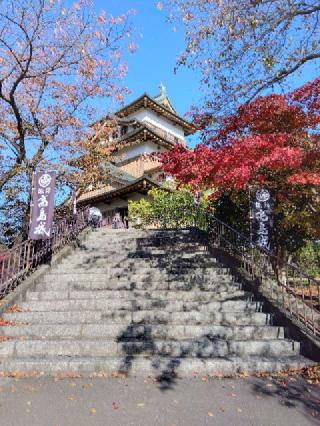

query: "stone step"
left=25, top=289, right=251, bottom=302
left=0, top=324, right=284, bottom=341
left=37, top=280, right=240, bottom=292
left=79, top=252, right=209, bottom=259
left=0, top=227, right=309, bottom=377
left=83, top=234, right=204, bottom=241
left=75, top=245, right=208, bottom=252
left=57, top=259, right=220, bottom=269
left=41, top=271, right=232, bottom=282
left=0, top=338, right=300, bottom=359
left=0, top=355, right=311, bottom=377
left=2, top=310, right=272, bottom=325
left=43, top=267, right=231, bottom=277
left=50, top=268, right=229, bottom=276
left=86, top=229, right=194, bottom=237
left=80, top=243, right=208, bottom=250
left=19, top=299, right=263, bottom=313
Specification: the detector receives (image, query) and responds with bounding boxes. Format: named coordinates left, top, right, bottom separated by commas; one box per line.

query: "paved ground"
left=0, top=374, right=319, bottom=426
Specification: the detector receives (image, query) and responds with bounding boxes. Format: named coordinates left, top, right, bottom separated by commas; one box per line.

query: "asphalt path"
left=0, top=374, right=319, bottom=426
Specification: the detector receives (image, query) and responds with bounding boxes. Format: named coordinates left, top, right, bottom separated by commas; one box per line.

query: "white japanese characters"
left=253, top=189, right=273, bottom=250
left=28, top=172, right=56, bottom=240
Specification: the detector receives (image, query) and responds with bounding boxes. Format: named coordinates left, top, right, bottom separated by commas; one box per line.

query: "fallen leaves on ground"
left=54, top=372, right=81, bottom=380
left=201, top=365, right=320, bottom=383
left=0, top=319, right=16, bottom=326
left=82, top=383, right=93, bottom=389
left=111, top=371, right=128, bottom=379
left=256, top=365, right=320, bottom=384
left=0, top=371, right=29, bottom=379
left=91, top=371, right=108, bottom=378
left=6, top=304, right=23, bottom=313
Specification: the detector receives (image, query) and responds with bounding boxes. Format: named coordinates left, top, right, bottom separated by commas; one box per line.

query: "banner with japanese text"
left=72, top=190, right=77, bottom=216
left=28, top=171, right=56, bottom=240
left=252, top=189, right=273, bottom=251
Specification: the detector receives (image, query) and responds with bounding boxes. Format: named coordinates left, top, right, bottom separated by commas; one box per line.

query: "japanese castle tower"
left=78, top=85, right=197, bottom=226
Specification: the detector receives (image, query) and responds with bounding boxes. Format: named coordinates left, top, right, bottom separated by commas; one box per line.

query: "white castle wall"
left=114, top=140, right=166, bottom=162
left=127, top=109, right=185, bottom=140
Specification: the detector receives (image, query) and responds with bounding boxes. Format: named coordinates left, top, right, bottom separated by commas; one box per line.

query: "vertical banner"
left=72, top=190, right=77, bottom=216
left=251, top=189, right=273, bottom=251
left=28, top=171, right=56, bottom=240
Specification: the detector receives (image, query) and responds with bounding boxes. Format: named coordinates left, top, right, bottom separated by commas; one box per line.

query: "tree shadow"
left=113, top=228, right=249, bottom=390
left=116, top=321, right=232, bottom=392
left=115, top=322, right=181, bottom=391
left=249, top=376, right=320, bottom=423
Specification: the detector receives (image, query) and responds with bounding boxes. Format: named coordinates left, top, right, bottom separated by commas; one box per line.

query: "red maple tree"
left=161, top=78, right=320, bottom=260
left=162, top=79, right=320, bottom=193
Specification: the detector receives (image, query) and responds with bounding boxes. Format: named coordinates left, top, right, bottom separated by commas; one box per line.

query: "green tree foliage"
left=128, top=186, right=209, bottom=229
left=294, top=242, right=320, bottom=279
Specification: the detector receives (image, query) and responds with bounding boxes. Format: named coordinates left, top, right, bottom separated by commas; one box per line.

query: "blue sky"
left=95, top=0, right=203, bottom=118
left=90, top=0, right=319, bottom=149
left=95, top=1, right=318, bottom=126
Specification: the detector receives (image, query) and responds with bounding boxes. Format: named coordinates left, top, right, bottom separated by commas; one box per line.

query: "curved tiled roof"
left=115, top=94, right=197, bottom=136
left=78, top=177, right=160, bottom=204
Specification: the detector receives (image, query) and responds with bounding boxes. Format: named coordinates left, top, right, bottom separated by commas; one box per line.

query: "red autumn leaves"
left=161, top=78, right=320, bottom=197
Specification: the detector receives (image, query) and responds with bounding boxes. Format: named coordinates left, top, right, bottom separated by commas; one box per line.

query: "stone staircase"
left=0, top=228, right=313, bottom=376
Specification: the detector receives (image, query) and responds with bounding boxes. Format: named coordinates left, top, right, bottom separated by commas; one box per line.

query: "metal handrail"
left=206, top=214, right=320, bottom=339
left=0, top=207, right=89, bottom=298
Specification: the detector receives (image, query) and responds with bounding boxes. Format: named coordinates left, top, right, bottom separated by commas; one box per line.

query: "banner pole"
left=28, top=172, right=36, bottom=240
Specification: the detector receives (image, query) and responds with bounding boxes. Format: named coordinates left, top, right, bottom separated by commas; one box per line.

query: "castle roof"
left=115, top=93, right=197, bottom=136
left=100, top=162, right=137, bottom=185
left=114, top=122, right=182, bottom=152
left=77, top=177, right=160, bottom=205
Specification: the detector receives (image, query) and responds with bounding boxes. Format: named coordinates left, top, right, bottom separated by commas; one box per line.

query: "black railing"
left=0, top=207, right=89, bottom=298
left=206, top=215, right=320, bottom=339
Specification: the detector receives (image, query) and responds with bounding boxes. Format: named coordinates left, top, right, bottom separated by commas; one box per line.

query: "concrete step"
left=0, top=355, right=311, bottom=377
left=19, top=299, right=263, bottom=313
left=50, top=268, right=230, bottom=277
left=0, top=227, right=309, bottom=377
left=2, top=310, right=272, bottom=325
left=80, top=241, right=207, bottom=249
left=57, top=259, right=220, bottom=270
left=40, top=274, right=235, bottom=284
left=42, top=269, right=231, bottom=280
left=36, top=280, right=239, bottom=292
left=0, top=338, right=300, bottom=358
left=25, top=289, right=251, bottom=302
left=0, top=324, right=284, bottom=341
left=73, top=246, right=209, bottom=254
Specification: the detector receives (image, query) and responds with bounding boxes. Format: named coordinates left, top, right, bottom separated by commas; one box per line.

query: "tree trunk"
left=272, top=245, right=288, bottom=288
